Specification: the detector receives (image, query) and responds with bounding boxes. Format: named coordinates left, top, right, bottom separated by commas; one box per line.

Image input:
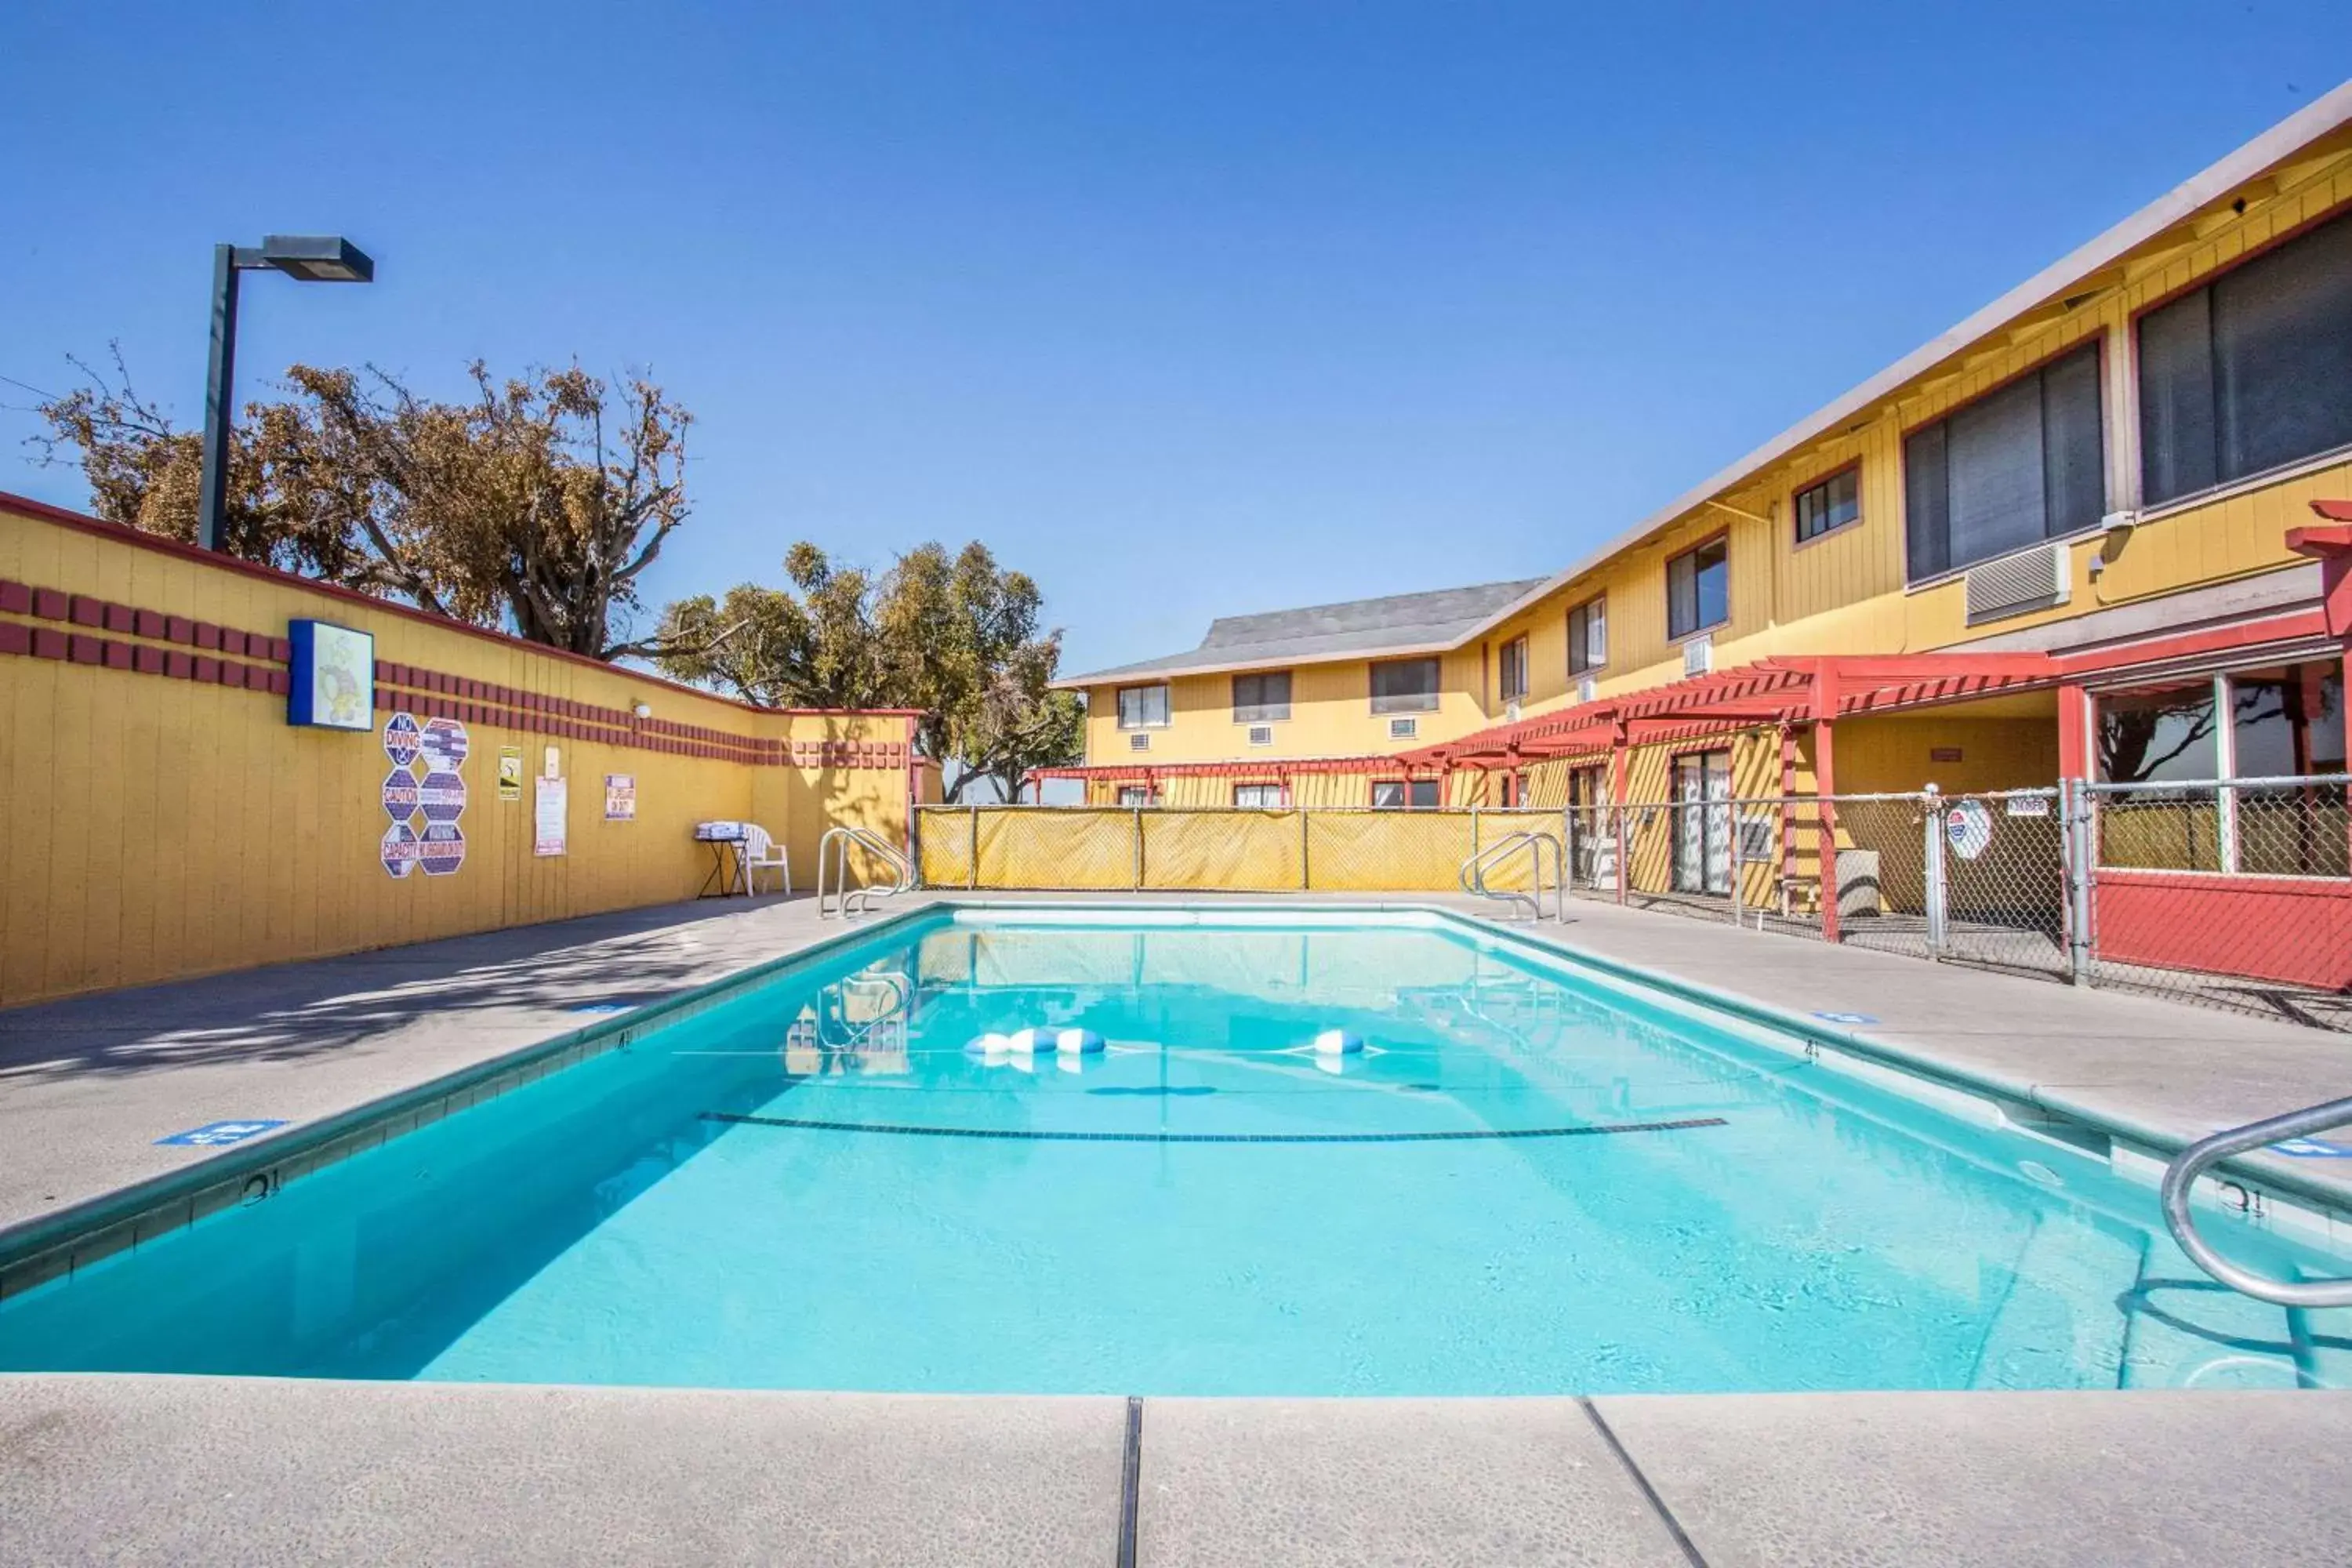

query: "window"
left=1497, top=636, right=1529, bottom=703
left=1671, top=750, right=1734, bottom=896
left=1370, top=657, right=1441, bottom=714
left=2232, top=660, right=2348, bottom=877
left=1904, top=341, right=2103, bottom=581
left=2140, top=210, right=2352, bottom=506
left=1666, top=537, right=1730, bottom=641
left=2096, top=662, right=2348, bottom=877
left=1232, top=670, right=1292, bottom=724
left=1372, top=779, right=1442, bottom=810
left=1793, top=465, right=1860, bottom=543
left=2097, top=681, right=2218, bottom=786
left=1568, top=597, right=1606, bottom=675
left=1116, top=684, right=1169, bottom=729
left=1116, top=785, right=1158, bottom=808
left=1233, top=783, right=1287, bottom=809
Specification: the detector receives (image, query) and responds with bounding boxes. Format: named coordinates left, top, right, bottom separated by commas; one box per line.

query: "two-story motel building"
left=1045, top=86, right=2352, bottom=981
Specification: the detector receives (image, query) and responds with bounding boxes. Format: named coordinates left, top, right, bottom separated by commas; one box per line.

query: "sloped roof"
left=1056, top=577, right=1545, bottom=688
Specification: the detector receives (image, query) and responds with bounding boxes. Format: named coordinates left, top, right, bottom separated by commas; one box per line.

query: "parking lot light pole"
left=198, top=234, right=375, bottom=552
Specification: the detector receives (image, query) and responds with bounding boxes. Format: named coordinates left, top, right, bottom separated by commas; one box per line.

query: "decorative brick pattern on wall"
left=0, top=575, right=913, bottom=770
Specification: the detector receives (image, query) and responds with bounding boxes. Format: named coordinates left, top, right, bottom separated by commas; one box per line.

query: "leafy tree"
left=658, top=541, right=1083, bottom=800
left=29, top=349, right=691, bottom=659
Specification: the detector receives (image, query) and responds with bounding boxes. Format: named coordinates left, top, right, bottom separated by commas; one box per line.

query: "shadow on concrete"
left=0, top=895, right=808, bottom=1080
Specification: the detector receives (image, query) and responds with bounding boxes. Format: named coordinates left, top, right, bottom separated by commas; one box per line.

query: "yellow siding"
left=0, top=502, right=917, bottom=1005
left=1070, top=151, right=2352, bottom=781
left=1081, top=644, right=1490, bottom=768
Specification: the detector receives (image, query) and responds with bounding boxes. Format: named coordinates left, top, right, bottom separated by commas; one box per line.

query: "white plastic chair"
left=742, top=823, right=792, bottom=896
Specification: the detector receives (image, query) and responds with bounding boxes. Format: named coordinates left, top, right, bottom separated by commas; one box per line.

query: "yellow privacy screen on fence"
left=1142, top=811, right=1305, bottom=891
left=915, top=806, right=1562, bottom=894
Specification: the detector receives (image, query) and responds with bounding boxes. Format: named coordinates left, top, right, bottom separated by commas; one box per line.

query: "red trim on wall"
left=0, top=574, right=913, bottom=769
left=2093, top=870, right=2352, bottom=989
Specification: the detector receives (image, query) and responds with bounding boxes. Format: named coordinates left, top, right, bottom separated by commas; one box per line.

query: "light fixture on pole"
left=197, top=234, right=376, bottom=552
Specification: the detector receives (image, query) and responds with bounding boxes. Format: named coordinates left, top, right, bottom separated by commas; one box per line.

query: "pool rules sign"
left=381, top=712, right=469, bottom=878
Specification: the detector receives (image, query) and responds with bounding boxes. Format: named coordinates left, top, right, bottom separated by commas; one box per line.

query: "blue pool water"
left=5, top=910, right=2348, bottom=1396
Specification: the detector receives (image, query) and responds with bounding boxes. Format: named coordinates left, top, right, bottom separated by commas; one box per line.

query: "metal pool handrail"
left=818, top=826, right=913, bottom=919
left=1457, top=832, right=1564, bottom=923
left=2160, top=1093, right=2352, bottom=1308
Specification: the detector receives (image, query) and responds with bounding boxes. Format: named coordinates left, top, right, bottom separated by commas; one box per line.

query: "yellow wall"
left=1081, top=644, right=1490, bottom=767
left=0, top=500, right=917, bottom=1005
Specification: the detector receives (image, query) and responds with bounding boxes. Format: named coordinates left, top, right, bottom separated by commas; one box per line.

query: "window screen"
left=2140, top=210, right=2352, bottom=506
left=1667, top=539, right=1730, bottom=640
left=1232, top=671, right=1292, bottom=723
left=1568, top=597, right=1606, bottom=675
left=1905, top=341, right=2103, bottom=581
left=1232, top=783, right=1286, bottom=809
left=1370, top=657, right=1441, bottom=714
left=1116, top=685, right=1169, bottom=728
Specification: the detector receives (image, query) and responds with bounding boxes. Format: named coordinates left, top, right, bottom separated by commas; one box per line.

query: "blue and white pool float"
left=1312, top=1028, right=1364, bottom=1056
left=1054, top=1027, right=1105, bottom=1057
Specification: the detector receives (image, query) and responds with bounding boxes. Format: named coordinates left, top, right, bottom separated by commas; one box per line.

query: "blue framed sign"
left=287, top=620, right=376, bottom=730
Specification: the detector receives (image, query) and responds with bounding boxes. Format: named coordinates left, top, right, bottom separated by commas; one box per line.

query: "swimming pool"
left=4, top=907, right=2347, bottom=1396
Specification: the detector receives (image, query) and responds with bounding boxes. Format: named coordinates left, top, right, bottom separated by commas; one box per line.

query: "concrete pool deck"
left=4, top=889, right=2352, bottom=1563
left=5, top=1377, right=2351, bottom=1565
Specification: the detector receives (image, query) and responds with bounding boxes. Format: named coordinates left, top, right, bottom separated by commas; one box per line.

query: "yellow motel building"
left=1044, top=85, right=2352, bottom=985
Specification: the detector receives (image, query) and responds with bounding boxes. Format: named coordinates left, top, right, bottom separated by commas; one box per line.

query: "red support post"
left=1610, top=715, right=1630, bottom=905
left=1813, top=666, right=1842, bottom=944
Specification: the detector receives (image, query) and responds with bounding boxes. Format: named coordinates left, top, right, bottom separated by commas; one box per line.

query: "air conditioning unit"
left=1247, top=725, right=1273, bottom=747
left=1965, top=542, right=2071, bottom=625
left=1388, top=717, right=1417, bottom=740
left=1577, top=676, right=1598, bottom=704
left=1129, top=731, right=1151, bottom=751
left=1504, top=700, right=1522, bottom=723
left=1682, top=637, right=1713, bottom=678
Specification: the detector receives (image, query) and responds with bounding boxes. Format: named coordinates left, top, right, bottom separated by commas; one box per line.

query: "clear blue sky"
left=2, top=2, right=2346, bottom=675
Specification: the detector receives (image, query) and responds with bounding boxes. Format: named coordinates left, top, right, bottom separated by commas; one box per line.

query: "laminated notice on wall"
left=604, top=774, right=636, bottom=821
left=535, top=775, right=568, bottom=856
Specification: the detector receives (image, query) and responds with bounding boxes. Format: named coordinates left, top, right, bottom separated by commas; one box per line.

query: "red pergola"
left=1400, top=652, right=2066, bottom=776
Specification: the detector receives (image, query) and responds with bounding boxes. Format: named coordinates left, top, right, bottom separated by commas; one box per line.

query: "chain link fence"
left=917, top=779, right=2352, bottom=1032
left=2082, top=775, right=2351, bottom=1030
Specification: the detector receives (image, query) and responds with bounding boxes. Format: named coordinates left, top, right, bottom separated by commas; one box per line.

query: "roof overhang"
left=1051, top=636, right=1460, bottom=691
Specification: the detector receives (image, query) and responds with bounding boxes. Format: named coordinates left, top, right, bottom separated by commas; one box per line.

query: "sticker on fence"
left=2005, top=795, right=2051, bottom=817
left=1944, top=798, right=1994, bottom=860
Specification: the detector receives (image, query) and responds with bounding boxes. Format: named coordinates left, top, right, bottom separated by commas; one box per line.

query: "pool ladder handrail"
left=2160, top=1092, right=2352, bottom=1308
left=1457, top=831, right=1565, bottom=923
left=818, top=826, right=914, bottom=919
left=819, top=967, right=913, bottom=1048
